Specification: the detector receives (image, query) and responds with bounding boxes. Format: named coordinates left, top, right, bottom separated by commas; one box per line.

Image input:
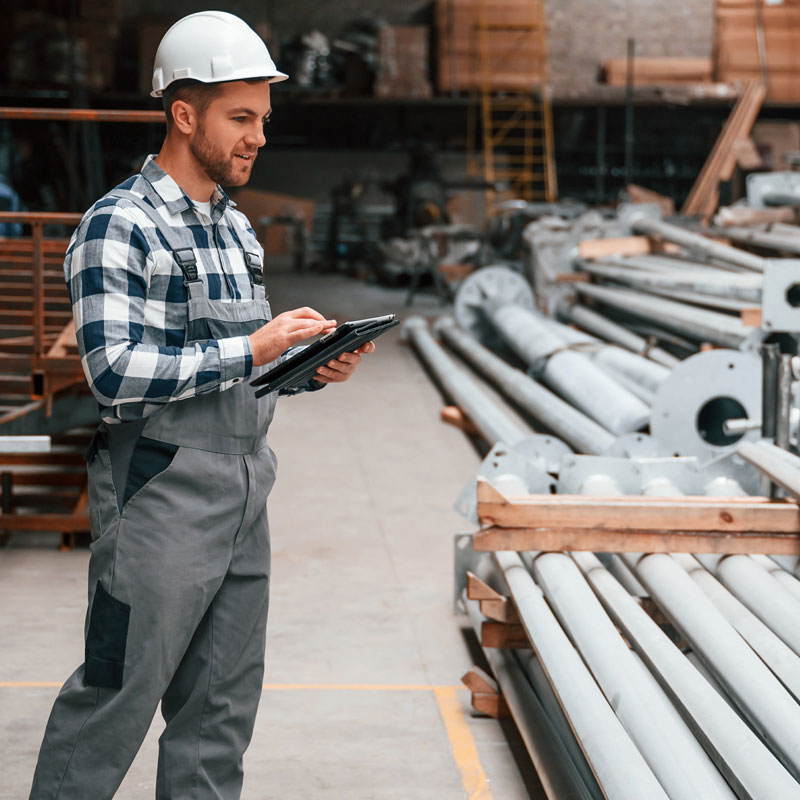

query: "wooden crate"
left=436, top=0, right=546, bottom=92
left=715, top=0, right=800, bottom=102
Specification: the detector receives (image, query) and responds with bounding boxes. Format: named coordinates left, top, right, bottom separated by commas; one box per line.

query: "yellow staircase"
left=467, top=0, right=557, bottom=211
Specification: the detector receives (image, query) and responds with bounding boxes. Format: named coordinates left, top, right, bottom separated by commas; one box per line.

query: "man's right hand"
left=249, top=307, right=336, bottom=367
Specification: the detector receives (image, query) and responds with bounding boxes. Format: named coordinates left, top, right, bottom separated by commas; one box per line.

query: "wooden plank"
left=440, top=405, right=481, bottom=437
left=480, top=596, right=520, bottom=624
left=481, top=621, right=530, bottom=649
left=461, top=665, right=499, bottom=695
left=477, top=494, right=800, bottom=533
left=741, top=307, right=762, bottom=327
left=471, top=692, right=511, bottom=718
left=0, top=513, right=90, bottom=532
left=473, top=526, right=800, bottom=555
left=46, top=320, right=77, bottom=359
left=577, top=236, right=651, bottom=260
left=466, top=570, right=505, bottom=601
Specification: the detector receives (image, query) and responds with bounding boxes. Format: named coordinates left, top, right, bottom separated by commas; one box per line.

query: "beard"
left=189, top=125, right=255, bottom=187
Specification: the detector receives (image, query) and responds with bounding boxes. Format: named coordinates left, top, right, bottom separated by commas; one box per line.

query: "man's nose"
left=245, top=122, right=266, bottom=148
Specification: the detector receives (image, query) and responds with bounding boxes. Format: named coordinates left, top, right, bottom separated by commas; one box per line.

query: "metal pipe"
left=402, top=316, right=526, bottom=446
left=623, top=552, right=800, bottom=779
left=695, top=553, right=800, bottom=658
left=673, top=553, right=800, bottom=703
left=629, top=214, right=769, bottom=272
left=738, top=439, right=800, bottom=498
left=721, top=226, right=800, bottom=255
left=532, top=552, right=737, bottom=800
left=486, top=305, right=650, bottom=434
left=723, top=418, right=762, bottom=436
left=541, top=318, right=670, bottom=395
left=776, top=355, right=794, bottom=451
left=465, top=596, right=601, bottom=800
left=493, top=551, right=670, bottom=800
left=762, top=344, right=780, bottom=440
left=574, top=283, right=750, bottom=348
left=571, top=550, right=800, bottom=798
left=577, top=261, right=762, bottom=303
left=562, top=303, right=679, bottom=368
left=749, top=554, right=800, bottom=603
left=434, top=318, right=616, bottom=454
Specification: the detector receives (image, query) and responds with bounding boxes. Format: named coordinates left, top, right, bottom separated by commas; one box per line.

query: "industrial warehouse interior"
left=4, top=1, right=800, bottom=798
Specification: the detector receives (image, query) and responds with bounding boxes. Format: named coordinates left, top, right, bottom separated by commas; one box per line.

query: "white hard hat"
left=151, top=10, right=288, bottom=98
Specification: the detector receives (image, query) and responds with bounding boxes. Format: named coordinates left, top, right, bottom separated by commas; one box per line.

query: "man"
left=29, top=11, right=374, bottom=799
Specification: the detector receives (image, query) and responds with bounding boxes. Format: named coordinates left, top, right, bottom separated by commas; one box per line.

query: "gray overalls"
left=31, top=190, right=278, bottom=799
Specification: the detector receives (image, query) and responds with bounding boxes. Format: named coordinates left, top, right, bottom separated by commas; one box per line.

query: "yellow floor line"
left=434, top=686, right=494, bottom=800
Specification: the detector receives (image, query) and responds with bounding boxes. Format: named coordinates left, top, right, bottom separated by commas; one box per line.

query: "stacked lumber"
left=436, top=0, right=547, bottom=92
left=715, top=0, right=800, bottom=103
left=602, top=57, right=713, bottom=87
left=681, top=79, right=765, bottom=220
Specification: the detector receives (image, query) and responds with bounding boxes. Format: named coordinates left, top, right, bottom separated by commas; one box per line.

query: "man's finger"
left=355, top=341, right=376, bottom=355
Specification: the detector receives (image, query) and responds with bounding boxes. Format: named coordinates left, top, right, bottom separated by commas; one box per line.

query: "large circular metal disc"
left=651, top=349, right=761, bottom=461
left=454, top=266, right=535, bottom=339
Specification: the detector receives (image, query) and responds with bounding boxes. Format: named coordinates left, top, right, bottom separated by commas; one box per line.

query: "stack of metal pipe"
left=403, top=210, right=800, bottom=796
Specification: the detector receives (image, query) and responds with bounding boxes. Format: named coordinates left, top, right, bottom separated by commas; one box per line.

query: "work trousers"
left=29, top=439, right=275, bottom=799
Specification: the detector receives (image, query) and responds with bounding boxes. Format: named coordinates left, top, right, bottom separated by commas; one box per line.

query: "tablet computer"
left=250, top=314, right=399, bottom=396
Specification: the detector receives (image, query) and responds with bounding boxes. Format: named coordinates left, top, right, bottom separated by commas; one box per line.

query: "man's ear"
left=170, top=100, right=197, bottom=135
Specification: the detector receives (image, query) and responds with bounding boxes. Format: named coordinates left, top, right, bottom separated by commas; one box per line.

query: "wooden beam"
left=466, top=570, right=504, bottom=601
left=741, top=307, right=762, bottom=327
left=481, top=621, right=530, bottom=649
left=480, top=597, right=520, bottom=624
left=440, top=405, right=481, bottom=437
left=0, top=514, right=90, bottom=532
left=473, top=526, right=800, bottom=556
left=471, top=692, right=511, bottom=719
left=577, top=236, right=651, bottom=260
left=461, top=665, right=499, bottom=695
left=476, top=480, right=800, bottom=533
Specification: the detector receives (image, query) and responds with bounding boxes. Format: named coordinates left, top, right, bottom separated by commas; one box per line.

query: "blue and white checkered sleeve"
left=66, top=203, right=252, bottom=408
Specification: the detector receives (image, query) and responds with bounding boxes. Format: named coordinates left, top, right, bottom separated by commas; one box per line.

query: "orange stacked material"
left=602, top=58, right=713, bottom=87
left=436, top=0, right=547, bottom=92
left=715, top=0, right=800, bottom=103
left=375, top=26, right=433, bottom=98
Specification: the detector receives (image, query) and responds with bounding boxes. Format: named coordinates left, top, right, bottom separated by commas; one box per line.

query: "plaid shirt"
left=66, top=155, right=287, bottom=424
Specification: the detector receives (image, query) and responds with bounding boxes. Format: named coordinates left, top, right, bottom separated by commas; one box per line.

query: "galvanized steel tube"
left=487, top=305, right=650, bottom=434
left=494, top=550, right=671, bottom=800
left=563, top=303, right=679, bottom=368
left=403, top=316, right=526, bottom=446
left=532, top=552, right=736, bottom=800
left=673, top=554, right=800, bottom=702
left=623, top=552, right=800, bottom=779
left=738, top=440, right=800, bottom=498
left=434, top=317, right=616, bottom=455
left=629, top=214, right=768, bottom=272
left=465, top=597, right=601, bottom=800
left=695, top=553, right=800, bottom=658
left=571, top=551, right=800, bottom=799
left=574, top=283, right=750, bottom=348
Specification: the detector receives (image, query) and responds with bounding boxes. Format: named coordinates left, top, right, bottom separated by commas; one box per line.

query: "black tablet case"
left=250, top=314, right=399, bottom=396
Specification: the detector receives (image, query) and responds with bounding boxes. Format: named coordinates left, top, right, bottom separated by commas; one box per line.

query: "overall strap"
left=224, top=208, right=266, bottom=297
left=108, top=189, right=204, bottom=297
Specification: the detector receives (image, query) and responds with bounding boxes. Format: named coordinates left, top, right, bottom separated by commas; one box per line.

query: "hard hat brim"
left=151, top=71, right=289, bottom=98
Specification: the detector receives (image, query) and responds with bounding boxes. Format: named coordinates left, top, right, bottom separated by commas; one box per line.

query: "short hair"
left=162, top=78, right=270, bottom=132
left=162, top=79, right=223, bottom=132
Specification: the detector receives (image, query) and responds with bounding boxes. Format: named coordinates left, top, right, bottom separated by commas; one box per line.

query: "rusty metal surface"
left=0, top=107, right=163, bottom=123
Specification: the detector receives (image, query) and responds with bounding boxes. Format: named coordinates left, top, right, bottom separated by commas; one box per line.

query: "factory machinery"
left=405, top=201, right=800, bottom=799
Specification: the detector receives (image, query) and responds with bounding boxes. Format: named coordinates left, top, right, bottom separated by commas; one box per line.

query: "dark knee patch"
left=85, top=581, right=131, bottom=689
left=123, top=436, right=179, bottom=507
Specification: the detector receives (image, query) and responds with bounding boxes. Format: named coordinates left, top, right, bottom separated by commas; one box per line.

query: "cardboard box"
left=229, top=189, right=315, bottom=256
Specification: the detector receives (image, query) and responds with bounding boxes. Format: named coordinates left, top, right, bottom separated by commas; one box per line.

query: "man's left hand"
left=313, top=341, right=376, bottom=384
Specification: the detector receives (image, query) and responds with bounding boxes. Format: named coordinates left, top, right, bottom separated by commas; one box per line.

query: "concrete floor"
left=0, top=263, right=541, bottom=799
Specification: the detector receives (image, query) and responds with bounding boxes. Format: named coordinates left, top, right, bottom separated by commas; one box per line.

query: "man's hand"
left=313, top=341, right=376, bottom=385
left=249, top=307, right=336, bottom=367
